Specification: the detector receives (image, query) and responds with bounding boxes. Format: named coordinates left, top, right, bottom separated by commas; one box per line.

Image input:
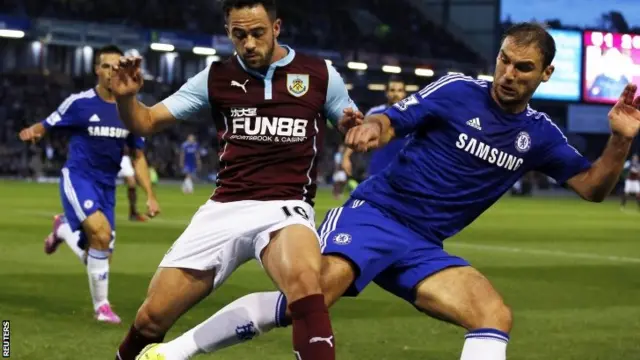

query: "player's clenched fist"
left=19, top=125, right=44, bottom=143
left=345, top=122, right=382, bottom=152
left=110, top=56, right=144, bottom=98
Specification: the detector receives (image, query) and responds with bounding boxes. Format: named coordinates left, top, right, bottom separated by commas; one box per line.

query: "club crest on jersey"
left=515, top=131, right=531, bottom=153
left=84, top=200, right=94, bottom=210
left=287, top=74, right=309, bottom=97
left=333, top=233, right=352, bottom=245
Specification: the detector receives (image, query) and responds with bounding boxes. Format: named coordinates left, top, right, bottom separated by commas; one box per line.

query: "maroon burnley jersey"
left=198, top=48, right=354, bottom=206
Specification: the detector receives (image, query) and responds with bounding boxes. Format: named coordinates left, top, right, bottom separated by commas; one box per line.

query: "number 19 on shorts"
left=281, top=205, right=310, bottom=221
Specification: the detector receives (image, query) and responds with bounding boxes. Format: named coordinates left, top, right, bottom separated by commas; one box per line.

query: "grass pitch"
left=1, top=180, right=640, bottom=359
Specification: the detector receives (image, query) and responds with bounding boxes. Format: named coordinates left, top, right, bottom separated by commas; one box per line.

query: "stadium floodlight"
left=345, top=83, right=354, bottom=90
left=415, top=68, right=434, bottom=77
left=192, top=47, right=216, bottom=56
left=477, top=74, right=494, bottom=81
left=0, top=29, right=25, bottom=38
left=347, top=61, right=368, bottom=70
left=150, top=43, right=175, bottom=52
left=368, top=84, right=386, bottom=91
left=325, top=59, right=333, bottom=66
left=405, top=85, right=420, bottom=92
left=382, top=65, right=401, bottom=74
left=448, top=71, right=463, bottom=75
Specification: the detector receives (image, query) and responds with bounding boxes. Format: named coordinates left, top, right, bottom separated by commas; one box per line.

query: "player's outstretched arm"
left=566, top=84, right=640, bottom=202
left=19, top=122, right=46, bottom=143
left=132, top=149, right=160, bottom=217
left=19, top=96, right=87, bottom=142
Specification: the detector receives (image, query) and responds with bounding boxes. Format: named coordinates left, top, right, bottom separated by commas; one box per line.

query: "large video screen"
left=532, top=29, right=582, bottom=101
left=583, top=31, right=640, bottom=104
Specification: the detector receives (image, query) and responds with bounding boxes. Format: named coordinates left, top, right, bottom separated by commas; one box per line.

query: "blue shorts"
left=319, top=198, right=469, bottom=303
left=60, top=168, right=116, bottom=249
left=183, top=164, right=197, bottom=175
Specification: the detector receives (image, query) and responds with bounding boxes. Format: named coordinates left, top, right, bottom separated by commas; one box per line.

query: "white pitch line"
left=447, top=242, right=640, bottom=264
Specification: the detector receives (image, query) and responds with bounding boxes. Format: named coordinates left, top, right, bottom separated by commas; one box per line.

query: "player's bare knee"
left=281, top=268, right=322, bottom=302
left=93, top=229, right=113, bottom=249
left=469, top=295, right=513, bottom=332
left=88, top=227, right=112, bottom=250
left=490, top=300, right=513, bottom=332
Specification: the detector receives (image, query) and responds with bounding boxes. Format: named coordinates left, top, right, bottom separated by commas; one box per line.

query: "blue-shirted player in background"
left=159, top=22, right=640, bottom=360
left=19, top=45, right=161, bottom=324
left=180, top=134, right=200, bottom=194
left=341, top=76, right=408, bottom=189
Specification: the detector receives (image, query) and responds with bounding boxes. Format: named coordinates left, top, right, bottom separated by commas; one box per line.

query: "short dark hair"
left=387, top=75, right=405, bottom=86
left=94, top=45, right=124, bottom=65
left=502, top=22, right=556, bottom=68
left=221, top=0, right=277, bottom=20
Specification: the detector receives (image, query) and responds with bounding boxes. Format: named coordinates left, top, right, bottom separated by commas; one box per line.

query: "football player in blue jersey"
left=131, top=23, right=640, bottom=360
left=19, top=45, right=160, bottom=324
left=179, top=134, right=201, bottom=194
left=341, top=77, right=407, bottom=189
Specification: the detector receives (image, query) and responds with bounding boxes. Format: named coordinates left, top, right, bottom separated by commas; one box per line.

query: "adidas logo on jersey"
left=466, top=117, right=482, bottom=130
left=89, top=114, right=101, bottom=122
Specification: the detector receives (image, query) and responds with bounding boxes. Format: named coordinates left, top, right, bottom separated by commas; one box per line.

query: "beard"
left=264, top=35, right=276, bottom=65
left=242, top=35, right=276, bottom=71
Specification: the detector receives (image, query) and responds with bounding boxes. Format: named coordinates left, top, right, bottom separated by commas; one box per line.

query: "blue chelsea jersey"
left=42, top=88, right=145, bottom=186
left=181, top=141, right=199, bottom=166
left=353, top=74, right=592, bottom=244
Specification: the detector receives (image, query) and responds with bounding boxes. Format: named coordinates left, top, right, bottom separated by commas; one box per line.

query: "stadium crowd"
left=0, top=0, right=485, bottom=65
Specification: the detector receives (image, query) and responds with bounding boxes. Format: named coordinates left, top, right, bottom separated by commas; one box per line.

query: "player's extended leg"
left=137, top=200, right=358, bottom=360
left=413, top=267, right=512, bottom=360
left=260, top=224, right=336, bottom=360
left=44, top=214, right=86, bottom=262
left=115, top=267, right=215, bottom=360
left=144, top=199, right=408, bottom=360
left=139, top=255, right=356, bottom=360
left=81, top=210, right=123, bottom=323
left=56, top=168, right=121, bottom=321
